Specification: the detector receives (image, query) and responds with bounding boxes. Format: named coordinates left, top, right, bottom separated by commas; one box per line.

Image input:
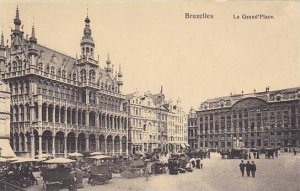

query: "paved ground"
left=28, top=153, right=300, bottom=191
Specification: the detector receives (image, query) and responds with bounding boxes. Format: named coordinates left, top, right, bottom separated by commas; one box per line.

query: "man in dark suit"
left=245, top=161, right=251, bottom=177
left=239, top=160, right=245, bottom=177
left=250, top=161, right=256, bottom=178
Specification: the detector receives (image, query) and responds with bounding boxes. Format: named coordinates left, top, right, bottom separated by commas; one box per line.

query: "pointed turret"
left=29, top=24, right=37, bottom=43
left=105, top=53, right=112, bottom=73
left=117, top=64, right=123, bottom=93
left=11, top=6, right=24, bottom=51
left=80, top=15, right=95, bottom=59
left=0, top=32, right=4, bottom=48
left=14, top=6, right=21, bottom=31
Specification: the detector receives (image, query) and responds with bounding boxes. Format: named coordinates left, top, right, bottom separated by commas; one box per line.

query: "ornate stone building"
left=0, top=7, right=128, bottom=157
left=126, top=89, right=188, bottom=154
left=189, top=87, right=300, bottom=151
left=187, top=108, right=197, bottom=149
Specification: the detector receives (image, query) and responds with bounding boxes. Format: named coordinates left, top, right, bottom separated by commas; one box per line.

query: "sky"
left=0, top=1, right=300, bottom=112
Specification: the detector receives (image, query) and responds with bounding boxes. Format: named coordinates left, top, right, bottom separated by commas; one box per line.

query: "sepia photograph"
left=0, top=0, right=299, bottom=191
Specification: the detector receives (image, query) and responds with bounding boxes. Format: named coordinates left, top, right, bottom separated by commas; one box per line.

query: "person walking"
left=293, top=149, right=297, bottom=156
left=239, top=160, right=245, bottom=177
left=145, top=161, right=152, bottom=181
left=245, top=161, right=251, bottom=177
left=253, top=152, right=257, bottom=159
left=250, top=161, right=256, bottom=178
left=248, top=153, right=251, bottom=160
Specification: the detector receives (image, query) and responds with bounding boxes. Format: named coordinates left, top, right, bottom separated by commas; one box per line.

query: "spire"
left=0, top=31, right=4, bottom=47
left=29, top=24, right=37, bottom=43
left=160, top=86, right=163, bottom=94
left=118, top=64, right=122, bottom=76
left=106, top=52, right=111, bottom=65
left=14, top=5, right=21, bottom=29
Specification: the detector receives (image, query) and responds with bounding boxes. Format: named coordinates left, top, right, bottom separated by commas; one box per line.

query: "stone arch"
left=42, top=130, right=53, bottom=154
left=14, top=132, right=19, bottom=152
left=55, top=131, right=65, bottom=155
left=19, top=132, right=25, bottom=152
left=77, top=132, right=86, bottom=153
left=121, top=136, right=127, bottom=154
left=89, top=134, right=96, bottom=152
left=107, top=135, right=113, bottom=154
left=99, top=134, right=105, bottom=152
left=67, top=131, right=76, bottom=153
left=114, top=135, right=120, bottom=154
left=89, top=111, right=96, bottom=127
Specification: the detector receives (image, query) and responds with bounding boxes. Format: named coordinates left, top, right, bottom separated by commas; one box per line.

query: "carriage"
left=86, top=155, right=113, bottom=186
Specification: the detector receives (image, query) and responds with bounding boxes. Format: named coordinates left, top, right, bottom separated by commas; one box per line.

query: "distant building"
left=126, top=89, right=188, bottom=154
left=189, top=87, right=300, bottom=151
left=0, top=7, right=128, bottom=157
left=187, top=108, right=197, bottom=149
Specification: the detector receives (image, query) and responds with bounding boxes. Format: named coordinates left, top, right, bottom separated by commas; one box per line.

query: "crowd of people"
left=239, top=160, right=256, bottom=178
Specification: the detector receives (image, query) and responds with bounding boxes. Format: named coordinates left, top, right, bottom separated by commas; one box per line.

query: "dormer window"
left=50, top=66, right=55, bottom=75
left=62, top=70, right=66, bottom=78
left=73, top=73, right=77, bottom=81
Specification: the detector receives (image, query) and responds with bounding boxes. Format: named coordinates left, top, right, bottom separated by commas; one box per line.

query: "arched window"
left=17, top=61, right=22, bottom=71
left=80, top=69, right=86, bottom=82
left=73, top=73, right=77, bottom=81
left=50, top=66, right=55, bottom=75
left=38, top=63, right=43, bottom=71
left=89, top=70, right=95, bottom=82
left=61, top=70, right=66, bottom=78
left=12, top=61, right=17, bottom=71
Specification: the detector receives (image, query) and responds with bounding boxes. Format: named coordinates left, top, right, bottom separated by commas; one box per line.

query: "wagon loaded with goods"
left=120, top=159, right=145, bottom=179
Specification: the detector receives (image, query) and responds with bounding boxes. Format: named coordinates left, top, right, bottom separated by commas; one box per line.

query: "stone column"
left=52, top=136, right=56, bottom=156
left=112, top=138, right=115, bottom=155
left=24, top=135, right=28, bottom=152
left=52, top=106, right=55, bottom=123
left=86, top=112, right=89, bottom=127
left=126, top=138, right=129, bottom=155
left=120, top=139, right=122, bottom=154
left=75, top=135, right=78, bottom=153
left=64, top=135, right=67, bottom=157
left=96, top=137, right=100, bottom=152
left=58, top=107, right=61, bottom=123
left=30, top=135, right=35, bottom=157
left=30, top=105, right=35, bottom=122
left=104, top=138, right=107, bottom=154
left=38, top=135, right=42, bottom=156
left=38, top=103, right=42, bottom=122
left=85, top=136, right=89, bottom=152
left=96, top=112, right=99, bottom=128
left=45, top=104, right=48, bottom=122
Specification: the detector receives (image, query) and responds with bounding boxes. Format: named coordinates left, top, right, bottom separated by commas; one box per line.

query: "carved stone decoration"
left=232, top=97, right=269, bottom=110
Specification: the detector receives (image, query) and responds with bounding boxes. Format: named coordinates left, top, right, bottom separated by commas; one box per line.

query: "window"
left=89, top=70, right=96, bottom=82
left=50, top=66, right=55, bottom=75
left=62, top=70, right=66, bottom=78
left=80, top=69, right=86, bottom=82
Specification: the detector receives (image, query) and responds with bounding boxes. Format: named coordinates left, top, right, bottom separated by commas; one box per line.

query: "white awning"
left=185, top=143, right=190, bottom=147
left=180, top=143, right=186, bottom=148
left=0, top=139, right=16, bottom=158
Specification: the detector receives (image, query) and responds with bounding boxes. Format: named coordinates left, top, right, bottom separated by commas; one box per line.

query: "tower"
left=117, top=65, right=123, bottom=93
left=80, top=15, right=95, bottom=59
left=11, top=6, right=24, bottom=52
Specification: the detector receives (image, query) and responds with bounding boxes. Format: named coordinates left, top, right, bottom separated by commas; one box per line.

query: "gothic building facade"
left=0, top=7, right=129, bottom=158
left=126, top=89, right=188, bottom=154
left=188, top=87, right=300, bottom=151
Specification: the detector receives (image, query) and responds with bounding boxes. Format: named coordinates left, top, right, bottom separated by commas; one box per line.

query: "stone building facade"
left=126, top=89, right=188, bottom=154
left=0, top=7, right=128, bottom=157
left=189, top=88, right=300, bottom=151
